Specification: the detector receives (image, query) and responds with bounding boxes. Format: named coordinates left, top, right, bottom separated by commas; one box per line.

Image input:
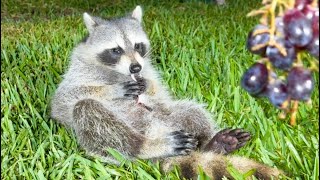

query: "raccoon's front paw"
left=203, top=128, right=251, bottom=154
left=123, top=78, right=147, bottom=99
left=167, top=130, right=198, bottom=156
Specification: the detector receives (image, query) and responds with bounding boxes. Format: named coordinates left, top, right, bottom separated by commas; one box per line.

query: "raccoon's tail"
left=160, top=151, right=283, bottom=180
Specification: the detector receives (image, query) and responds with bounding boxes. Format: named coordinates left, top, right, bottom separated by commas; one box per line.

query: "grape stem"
left=249, top=0, right=288, bottom=56
left=269, top=0, right=277, bottom=41
left=309, top=60, right=319, bottom=72
left=296, top=53, right=303, bottom=66
left=265, top=60, right=276, bottom=82
left=247, top=10, right=268, bottom=17
left=311, top=0, right=318, bottom=7
left=247, top=0, right=317, bottom=126
left=290, top=100, right=299, bottom=126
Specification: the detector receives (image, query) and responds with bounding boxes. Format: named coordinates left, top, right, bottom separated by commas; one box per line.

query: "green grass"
left=1, top=0, right=319, bottom=179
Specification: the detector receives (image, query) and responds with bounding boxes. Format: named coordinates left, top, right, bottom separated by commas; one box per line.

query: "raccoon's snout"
left=129, top=63, right=142, bottom=73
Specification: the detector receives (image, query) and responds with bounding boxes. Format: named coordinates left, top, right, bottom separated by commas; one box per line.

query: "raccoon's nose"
left=129, top=63, right=142, bottom=73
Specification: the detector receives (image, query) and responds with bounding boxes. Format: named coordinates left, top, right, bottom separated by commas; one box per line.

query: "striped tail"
left=161, top=151, right=283, bottom=180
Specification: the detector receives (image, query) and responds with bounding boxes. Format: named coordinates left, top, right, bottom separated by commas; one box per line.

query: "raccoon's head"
left=78, top=6, right=150, bottom=76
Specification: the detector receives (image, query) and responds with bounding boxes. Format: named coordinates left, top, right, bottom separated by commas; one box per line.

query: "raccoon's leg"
left=160, top=101, right=214, bottom=149
left=137, top=129, right=199, bottom=159
left=203, top=128, right=251, bottom=154
left=161, top=151, right=283, bottom=180
left=73, top=99, right=144, bottom=158
left=73, top=99, right=198, bottom=160
left=164, top=101, right=251, bottom=153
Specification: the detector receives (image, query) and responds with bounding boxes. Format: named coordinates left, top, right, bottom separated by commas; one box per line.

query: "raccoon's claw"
left=123, top=94, right=138, bottom=100
left=168, top=130, right=198, bottom=156
left=203, top=128, right=251, bottom=154
left=123, top=79, right=147, bottom=96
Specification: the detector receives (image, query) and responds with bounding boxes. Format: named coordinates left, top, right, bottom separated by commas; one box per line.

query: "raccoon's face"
left=81, top=6, right=150, bottom=76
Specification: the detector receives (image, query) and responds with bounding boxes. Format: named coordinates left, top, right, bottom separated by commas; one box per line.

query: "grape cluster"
left=242, top=0, right=319, bottom=125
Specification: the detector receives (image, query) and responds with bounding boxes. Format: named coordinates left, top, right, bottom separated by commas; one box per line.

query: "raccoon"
left=51, top=6, right=282, bottom=179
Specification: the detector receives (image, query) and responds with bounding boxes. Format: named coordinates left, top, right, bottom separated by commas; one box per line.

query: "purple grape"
left=266, top=38, right=297, bottom=70
left=287, top=67, right=314, bottom=101
left=307, top=34, right=319, bottom=58
left=246, top=25, right=270, bottom=56
left=309, top=7, right=319, bottom=32
left=241, top=63, right=269, bottom=95
left=266, top=80, right=289, bottom=108
left=307, top=12, right=319, bottom=58
left=284, top=9, right=313, bottom=47
left=307, top=23, right=319, bottom=58
left=295, top=0, right=313, bottom=11
left=302, top=5, right=319, bottom=20
left=275, top=16, right=286, bottom=36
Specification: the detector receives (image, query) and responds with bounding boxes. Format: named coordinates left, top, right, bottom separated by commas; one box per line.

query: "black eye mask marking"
left=134, top=43, right=146, bottom=57
left=97, top=46, right=124, bottom=66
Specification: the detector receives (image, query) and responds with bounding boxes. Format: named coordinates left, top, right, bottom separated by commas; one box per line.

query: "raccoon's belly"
left=112, top=101, right=171, bottom=134
left=111, top=100, right=150, bottom=119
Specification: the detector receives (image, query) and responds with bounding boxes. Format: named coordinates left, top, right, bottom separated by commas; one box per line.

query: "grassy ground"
left=1, top=0, right=319, bottom=179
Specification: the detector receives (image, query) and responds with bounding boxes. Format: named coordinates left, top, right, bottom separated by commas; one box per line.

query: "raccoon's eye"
left=98, top=47, right=123, bottom=66
left=111, top=47, right=123, bottom=55
left=134, top=43, right=146, bottom=57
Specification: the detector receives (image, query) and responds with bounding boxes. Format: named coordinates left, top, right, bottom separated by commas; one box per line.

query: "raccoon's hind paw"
left=123, top=79, right=146, bottom=98
left=203, top=128, right=251, bottom=154
left=168, top=130, right=198, bottom=156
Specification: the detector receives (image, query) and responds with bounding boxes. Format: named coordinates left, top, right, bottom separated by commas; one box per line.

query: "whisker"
left=143, top=47, right=155, bottom=58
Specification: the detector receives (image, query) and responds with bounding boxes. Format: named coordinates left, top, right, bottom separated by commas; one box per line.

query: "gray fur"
left=51, top=6, right=282, bottom=179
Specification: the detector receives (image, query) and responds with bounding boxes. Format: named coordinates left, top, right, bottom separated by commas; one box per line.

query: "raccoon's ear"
left=132, top=5, right=142, bottom=23
left=83, top=12, right=97, bottom=34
